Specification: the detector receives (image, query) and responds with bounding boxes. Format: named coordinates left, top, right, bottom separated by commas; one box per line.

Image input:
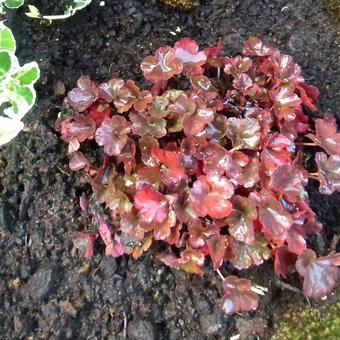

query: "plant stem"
left=216, top=268, right=225, bottom=281
left=295, top=142, right=317, bottom=147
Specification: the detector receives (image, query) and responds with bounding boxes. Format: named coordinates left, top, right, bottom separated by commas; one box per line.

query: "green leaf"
left=3, top=82, right=35, bottom=119
left=0, top=51, right=11, bottom=76
left=13, top=62, right=40, bottom=85
left=0, top=23, right=16, bottom=52
left=4, top=0, right=24, bottom=9
left=25, top=4, right=40, bottom=18
left=0, top=116, right=24, bottom=146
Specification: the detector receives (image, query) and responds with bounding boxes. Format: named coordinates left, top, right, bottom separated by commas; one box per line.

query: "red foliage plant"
left=56, top=37, right=340, bottom=316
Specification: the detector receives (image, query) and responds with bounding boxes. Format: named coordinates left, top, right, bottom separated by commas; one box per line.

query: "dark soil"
left=1, top=0, right=339, bottom=339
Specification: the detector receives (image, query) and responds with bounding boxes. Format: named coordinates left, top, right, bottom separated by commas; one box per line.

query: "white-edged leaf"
left=3, top=82, right=36, bottom=119
left=12, top=62, right=40, bottom=85
left=0, top=23, right=16, bottom=52
left=0, top=116, right=24, bottom=146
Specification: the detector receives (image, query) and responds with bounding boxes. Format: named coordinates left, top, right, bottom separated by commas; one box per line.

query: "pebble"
left=27, top=264, right=58, bottom=301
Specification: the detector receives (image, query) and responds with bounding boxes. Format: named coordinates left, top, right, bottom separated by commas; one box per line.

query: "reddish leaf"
left=200, top=142, right=233, bottom=177
left=134, top=185, right=169, bottom=224
left=87, top=103, right=111, bottom=127
left=243, top=37, right=276, bottom=57
left=95, top=116, right=131, bottom=156
left=138, top=136, right=159, bottom=167
left=296, top=83, right=319, bottom=111
left=157, top=248, right=205, bottom=275
left=73, top=232, right=97, bottom=258
left=224, top=56, right=252, bottom=77
left=272, top=86, right=301, bottom=121
left=153, top=210, right=176, bottom=240
left=205, top=114, right=228, bottom=141
left=252, top=190, right=293, bottom=244
left=120, top=210, right=145, bottom=240
left=141, top=46, right=183, bottom=82
left=67, top=76, right=99, bottom=112
left=60, top=114, right=96, bottom=152
left=232, top=73, right=253, bottom=92
left=173, top=38, right=207, bottom=74
left=308, top=114, right=340, bottom=156
left=183, top=105, right=214, bottom=136
left=130, top=112, right=167, bottom=138
left=226, top=117, right=261, bottom=149
left=207, top=235, right=228, bottom=270
left=296, top=249, right=340, bottom=299
left=270, top=164, right=307, bottom=202
left=220, top=276, right=259, bottom=315
left=226, top=234, right=270, bottom=269
left=190, top=74, right=218, bottom=100
left=189, top=175, right=234, bottom=219
left=227, top=195, right=257, bottom=245
left=274, top=245, right=297, bottom=278
left=69, top=151, right=89, bottom=172
left=315, top=152, right=340, bottom=195
left=151, top=147, right=187, bottom=186
left=99, top=79, right=139, bottom=113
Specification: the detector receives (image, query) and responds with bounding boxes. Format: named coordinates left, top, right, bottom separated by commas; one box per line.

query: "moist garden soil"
left=1, top=0, right=340, bottom=339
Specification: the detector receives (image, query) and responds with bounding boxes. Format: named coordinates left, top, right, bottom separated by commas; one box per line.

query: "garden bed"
left=0, top=0, right=339, bottom=338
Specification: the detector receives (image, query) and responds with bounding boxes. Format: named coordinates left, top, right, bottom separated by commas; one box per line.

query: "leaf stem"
left=229, top=145, right=242, bottom=153
left=216, top=268, right=225, bottom=281
left=295, top=142, right=317, bottom=147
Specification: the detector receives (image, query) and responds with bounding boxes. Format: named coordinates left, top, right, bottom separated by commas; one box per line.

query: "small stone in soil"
left=27, top=264, right=59, bottom=301
left=127, top=319, right=154, bottom=340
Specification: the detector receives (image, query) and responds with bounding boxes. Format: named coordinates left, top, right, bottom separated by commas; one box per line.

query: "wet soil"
left=1, top=0, right=340, bottom=339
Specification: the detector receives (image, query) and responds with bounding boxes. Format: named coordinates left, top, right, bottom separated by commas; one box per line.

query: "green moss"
left=272, top=302, right=340, bottom=339
left=321, top=0, right=340, bottom=21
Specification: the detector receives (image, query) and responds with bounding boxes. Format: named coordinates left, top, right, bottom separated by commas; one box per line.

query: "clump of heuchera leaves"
left=56, top=37, right=340, bottom=316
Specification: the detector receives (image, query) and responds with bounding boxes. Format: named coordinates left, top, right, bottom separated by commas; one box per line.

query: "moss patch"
left=272, top=302, right=340, bottom=339
left=162, top=0, right=198, bottom=10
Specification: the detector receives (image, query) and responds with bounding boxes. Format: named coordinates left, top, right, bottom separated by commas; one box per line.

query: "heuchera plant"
left=57, top=37, right=340, bottom=315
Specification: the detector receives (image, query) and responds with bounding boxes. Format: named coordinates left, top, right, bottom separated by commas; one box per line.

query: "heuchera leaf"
left=95, top=116, right=131, bottom=156
left=242, top=37, right=276, bottom=57
left=296, top=250, right=340, bottom=299
left=157, top=248, right=205, bottom=275
left=69, top=151, right=89, bottom=172
left=226, top=117, right=261, bottom=149
left=315, top=152, right=340, bottom=195
left=141, top=46, right=183, bottom=82
left=173, top=37, right=207, bottom=75
left=151, top=147, right=187, bottom=186
left=308, top=114, right=340, bottom=156
left=207, top=235, right=228, bottom=270
left=270, top=164, right=307, bottom=202
left=60, top=114, right=96, bottom=153
left=252, top=190, right=293, bottom=244
left=134, top=185, right=169, bottom=224
left=98, top=78, right=140, bottom=113
left=189, top=175, right=234, bottom=219
left=225, top=234, right=270, bottom=269
left=220, top=276, right=259, bottom=315
left=274, top=245, right=297, bottom=278
left=227, top=195, right=257, bottom=245
left=67, top=76, right=99, bottom=112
